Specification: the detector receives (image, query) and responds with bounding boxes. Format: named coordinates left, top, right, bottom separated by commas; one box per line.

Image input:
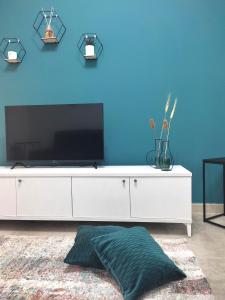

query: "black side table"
left=203, top=157, right=225, bottom=228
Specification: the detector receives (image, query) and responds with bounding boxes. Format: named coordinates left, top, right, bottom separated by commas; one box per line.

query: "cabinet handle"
left=134, top=179, right=137, bottom=184
left=18, top=179, right=22, bottom=183
left=122, top=179, right=126, bottom=185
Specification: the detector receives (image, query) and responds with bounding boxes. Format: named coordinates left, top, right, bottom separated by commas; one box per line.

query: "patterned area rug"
left=0, top=235, right=213, bottom=300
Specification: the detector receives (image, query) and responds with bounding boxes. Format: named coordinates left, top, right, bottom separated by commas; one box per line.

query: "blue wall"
left=0, top=0, right=225, bottom=203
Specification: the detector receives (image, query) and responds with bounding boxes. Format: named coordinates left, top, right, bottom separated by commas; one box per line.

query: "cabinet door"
left=72, top=177, right=130, bottom=218
left=16, top=177, right=72, bottom=218
left=130, top=177, right=191, bottom=220
left=0, top=178, right=16, bottom=217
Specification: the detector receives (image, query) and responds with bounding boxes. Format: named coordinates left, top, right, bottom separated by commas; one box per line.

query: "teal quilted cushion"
left=64, top=225, right=123, bottom=269
left=91, top=226, right=186, bottom=300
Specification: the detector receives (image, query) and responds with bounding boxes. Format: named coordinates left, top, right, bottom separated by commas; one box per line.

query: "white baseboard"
left=192, top=203, right=223, bottom=214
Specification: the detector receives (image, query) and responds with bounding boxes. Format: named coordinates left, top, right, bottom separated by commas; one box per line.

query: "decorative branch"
left=164, top=98, right=177, bottom=158
left=149, top=118, right=155, bottom=129
left=156, top=93, right=171, bottom=159
left=169, top=98, right=177, bottom=121
left=149, top=118, right=156, bottom=140
left=163, top=119, right=168, bottom=130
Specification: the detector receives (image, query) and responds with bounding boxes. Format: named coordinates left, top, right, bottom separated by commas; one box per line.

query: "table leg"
left=186, top=224, right=192, bottom=237
left=223, top=164, right=225, bottom=215
left=203, top=161, right=206, bottom=221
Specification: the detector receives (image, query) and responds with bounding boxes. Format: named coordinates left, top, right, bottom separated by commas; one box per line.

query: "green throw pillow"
left=91, top=226, right=186, bottom=300
left=64, top=225, right=124, bottom=269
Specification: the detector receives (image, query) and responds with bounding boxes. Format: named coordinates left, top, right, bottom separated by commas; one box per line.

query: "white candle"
left=8, top=51, right=17, bottom=60
left=85, top=44, right=95, bottom=57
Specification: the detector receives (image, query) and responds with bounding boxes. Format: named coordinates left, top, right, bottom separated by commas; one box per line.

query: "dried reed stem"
left=164, top=98, right=177, bottom=159
left=149, top=118, right=156, bottom=140
left=157, top=93, right=171, bottom=159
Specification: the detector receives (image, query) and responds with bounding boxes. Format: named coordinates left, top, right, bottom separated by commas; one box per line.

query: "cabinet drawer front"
left=72, top=177, right=130, bottom=218
left=0, top=178, right=16, bottom=217
left=17, top=177, right=72, bottom=217
left=130, top=177, right=191, bottom=220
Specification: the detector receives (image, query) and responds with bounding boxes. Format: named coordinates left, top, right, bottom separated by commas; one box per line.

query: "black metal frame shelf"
left=0, top=38, right=26, bottom=64
left=33, top=9, right=66, bottom=44
left=203, top=157, right=225, bottom=229
left=78, top=33, right=103, bottom=60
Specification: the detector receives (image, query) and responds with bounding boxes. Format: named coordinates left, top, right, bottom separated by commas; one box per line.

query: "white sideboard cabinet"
left=72, top=177, right=130, bottom=219
left=0, top=178, right=17, bottom=217
left=130, top=177, right=191, bottom=220
left=0, top=165, right=192, bottom=236
left=16, top=177, right=72, bottom=218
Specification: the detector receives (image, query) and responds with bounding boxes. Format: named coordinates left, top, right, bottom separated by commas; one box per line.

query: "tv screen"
left=5, top=103, right=104, bottom=165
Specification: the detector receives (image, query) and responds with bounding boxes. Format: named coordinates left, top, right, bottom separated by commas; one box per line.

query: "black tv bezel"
left=5, top=103, right=104, bottom=167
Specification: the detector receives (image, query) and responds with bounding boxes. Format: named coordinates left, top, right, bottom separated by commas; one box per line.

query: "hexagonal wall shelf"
left=0, top=38, right=26, bottom=64
left=33, top=8, right=66, bottom=44
left=78, top=33, right=103, bottom=60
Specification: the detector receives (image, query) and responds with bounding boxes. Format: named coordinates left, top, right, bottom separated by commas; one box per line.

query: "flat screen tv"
left=5, top=103, right=104, bottom=167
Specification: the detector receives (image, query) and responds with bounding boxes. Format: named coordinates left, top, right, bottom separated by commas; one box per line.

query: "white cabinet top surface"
left=0, top=165, right=192, bottom=177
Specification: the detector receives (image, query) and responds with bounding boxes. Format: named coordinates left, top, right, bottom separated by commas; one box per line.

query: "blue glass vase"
left=159, top=140, right=174, bottom=171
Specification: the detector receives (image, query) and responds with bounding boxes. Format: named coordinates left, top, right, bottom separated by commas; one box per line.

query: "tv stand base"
left=10, top=162, right=99, bottom=169
left=10, top=162, right=30, bottom=169
left=73, top=162, right=98, bottom=169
